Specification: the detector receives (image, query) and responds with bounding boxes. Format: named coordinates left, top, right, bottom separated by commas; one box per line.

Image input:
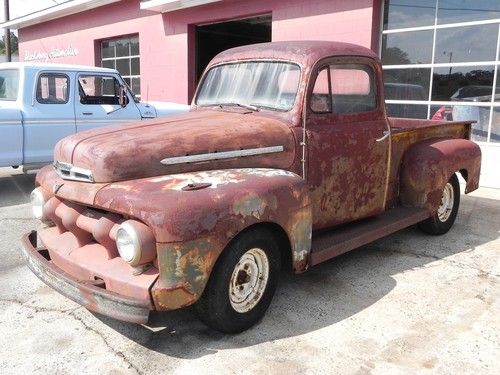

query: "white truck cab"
left=0, top=62, right=188, bottom=169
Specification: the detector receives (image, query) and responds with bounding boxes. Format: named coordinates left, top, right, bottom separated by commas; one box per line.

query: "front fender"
left=94, top=168, right=312, bottom=310
left=400, top=138, right=481, bottom=211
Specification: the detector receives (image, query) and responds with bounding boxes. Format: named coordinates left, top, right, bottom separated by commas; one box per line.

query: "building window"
left=382, top=0, right=500, bottom=143
left=101, top=36, right=140, bottom=98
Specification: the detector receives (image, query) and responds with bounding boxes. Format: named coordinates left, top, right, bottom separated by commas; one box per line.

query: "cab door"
left=306, top=58, right=390, bottom=230
left=23, top=71, right=76, bottom=165
left=75, top=72, right=141, bottom=132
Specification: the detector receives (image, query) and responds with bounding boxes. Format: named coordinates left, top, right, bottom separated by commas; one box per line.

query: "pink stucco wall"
left=19, top=0, right=380, bottom=104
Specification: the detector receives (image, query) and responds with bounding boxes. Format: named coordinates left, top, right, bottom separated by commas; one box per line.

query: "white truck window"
left=0, top=69, right=19, bottom=101
left=36, top=73, right=69, bottom=104
left=78, top=75, right=126, bottom=105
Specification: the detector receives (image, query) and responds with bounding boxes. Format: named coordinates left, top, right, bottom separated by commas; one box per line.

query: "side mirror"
left=118, top=85, right=127, bottom=107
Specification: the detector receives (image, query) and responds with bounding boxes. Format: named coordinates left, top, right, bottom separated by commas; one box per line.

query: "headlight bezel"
left=30, top=187, right=49, bottom=220
left=116, top=220, right=156, bottom=266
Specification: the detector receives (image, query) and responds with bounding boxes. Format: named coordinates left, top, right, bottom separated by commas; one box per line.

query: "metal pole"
left=4, top=0, right=11, bottom=62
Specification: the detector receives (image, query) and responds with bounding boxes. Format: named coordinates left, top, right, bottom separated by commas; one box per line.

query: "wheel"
left=418, top=173, right=460, bottom=235
left=195, top=227, right=281, bottom=333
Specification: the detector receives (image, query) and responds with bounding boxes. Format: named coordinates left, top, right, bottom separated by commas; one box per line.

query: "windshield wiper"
left=219, top=102, right=259, bottom=112
left=250, top=103, right=280, bottom=111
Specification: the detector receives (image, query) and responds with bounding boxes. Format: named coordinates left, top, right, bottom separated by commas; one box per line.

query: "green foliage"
left=0, top=32, right=19, bottom=55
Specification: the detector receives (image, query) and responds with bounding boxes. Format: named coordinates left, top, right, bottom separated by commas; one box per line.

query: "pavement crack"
left=1, top=297, right=142, bottom=374
left=0, top=297, right=80, bottom=314
left=67, top=311, right=143, bottom=375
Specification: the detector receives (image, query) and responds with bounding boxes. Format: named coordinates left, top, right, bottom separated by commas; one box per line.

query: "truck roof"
left=209, top=40, right=379, bottom=68
left=0, top=61, right=118, bottom=73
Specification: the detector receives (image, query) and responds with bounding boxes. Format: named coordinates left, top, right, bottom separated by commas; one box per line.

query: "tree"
left=0, top=32, right=18, bottom=55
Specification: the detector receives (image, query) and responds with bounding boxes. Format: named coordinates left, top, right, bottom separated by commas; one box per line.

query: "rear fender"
left=400, top=138, right=481, bottom=212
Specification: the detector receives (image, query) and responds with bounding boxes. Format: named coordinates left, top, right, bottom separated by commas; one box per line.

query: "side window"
left=78, top=75, right=127, bottom=105
left=310, top=63, right=377, bottom=114
left=330, top=64, right=376, bottom=113
left=36, top=73, right=69, bottom=104
left=311, top=68, right=332, bottom=113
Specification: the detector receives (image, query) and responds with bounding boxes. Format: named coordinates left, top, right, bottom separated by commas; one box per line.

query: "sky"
left=0, top=0, right=72, bottom=21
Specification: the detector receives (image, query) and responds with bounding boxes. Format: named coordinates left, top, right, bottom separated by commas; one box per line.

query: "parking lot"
left=0, top=166, right=499, bottom=374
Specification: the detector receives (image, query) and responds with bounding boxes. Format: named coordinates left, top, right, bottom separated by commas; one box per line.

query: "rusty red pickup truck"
left=22, top=41, right=481, bottom=333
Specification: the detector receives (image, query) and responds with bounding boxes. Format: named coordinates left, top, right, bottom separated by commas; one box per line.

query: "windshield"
left=0, top=69, right=19, bottom=101
left=196, top=61, right=301, bottom=111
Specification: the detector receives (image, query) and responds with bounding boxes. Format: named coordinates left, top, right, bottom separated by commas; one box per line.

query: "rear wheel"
left=418, top=173, right=460, bottom=235
left=195, top=227, right=281, bottom=333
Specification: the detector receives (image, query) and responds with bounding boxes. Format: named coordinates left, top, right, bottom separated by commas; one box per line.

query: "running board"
left=309, top=207, right=430, bottom=266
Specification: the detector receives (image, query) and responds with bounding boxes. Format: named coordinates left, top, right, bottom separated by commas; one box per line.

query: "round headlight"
left=116, top=220, right=156, bottom=266
left=30, top=187, right=48, bottom=220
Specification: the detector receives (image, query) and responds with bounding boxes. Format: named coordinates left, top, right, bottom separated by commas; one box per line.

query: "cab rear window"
left=0, top=69, right=19, bottom=101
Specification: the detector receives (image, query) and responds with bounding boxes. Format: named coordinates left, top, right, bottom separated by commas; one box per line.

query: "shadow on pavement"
left=0, top=169, right=36, bottom=207
left=95, top=193, right=500, bottom=359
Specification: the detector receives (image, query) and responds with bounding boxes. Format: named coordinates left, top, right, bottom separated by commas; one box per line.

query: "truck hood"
left=53, top=110, right=296, bottom=183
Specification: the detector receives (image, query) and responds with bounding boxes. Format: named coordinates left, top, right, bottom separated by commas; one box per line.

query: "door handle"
left=376, top=130, right=390, bottom=142
left=82, top=112, right=93, bottom=116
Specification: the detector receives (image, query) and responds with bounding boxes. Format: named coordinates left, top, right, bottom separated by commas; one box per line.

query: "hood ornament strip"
left=160, top=145, right=284, bottom=166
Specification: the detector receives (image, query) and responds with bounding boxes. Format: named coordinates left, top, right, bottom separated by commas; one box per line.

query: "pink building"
left=5, top=0, right=382, bottom=104
left=1, top=0, right=500, bottom=187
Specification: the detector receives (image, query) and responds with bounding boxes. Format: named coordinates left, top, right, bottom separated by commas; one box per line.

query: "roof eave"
left=0, top=0, right=121, bottom=30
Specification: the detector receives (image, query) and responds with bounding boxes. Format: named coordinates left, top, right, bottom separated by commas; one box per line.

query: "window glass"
left=383, top=69, right=430, bottom=100
left=131, top=57, right=140, bottom=76
left=101, top=35, right=140, bottom=97
left=102, top=60, right=114, bottom=70
left=382, top=31, right=434, bottom=65
left=130, top=37, right=139, bottom=55
left=78, top=75, right=126, bottom=105
left=496, top=73, right=500, bottom=102
left=330, top=65, right=376, bottom=113
left=387, top=103, right=428, bottom=118
left=438, top=0, right=500, bottom=24
left=491, top=108, right=500, bottom=142
left=383, top=0, right=436, bottom=30
left=101, top=40, right=115, bottom=58
left=434, top=24, right=498, bottom=63
left=311, top=68, right=331, bottom=113
left=36, top=74, right=69, bottom=104
left=116, top=59, right=130, bottom=76
left=0, top=69, right=19, bottom=100
left=431, top=66, right=495, bottom=101
left=196, top=62, right=300, bottom=111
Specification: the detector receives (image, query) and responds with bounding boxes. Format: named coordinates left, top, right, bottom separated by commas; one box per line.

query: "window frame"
left=77, top=73, right=128, bottom=106
left=36, top=72, right=70, bottom=105
left=100, top=35, right=140, bottom=98
left=309, top=59, right=380, bottom=117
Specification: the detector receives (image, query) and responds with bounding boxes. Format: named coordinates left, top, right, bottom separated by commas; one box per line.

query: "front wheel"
left=195, top=227, right=281, bottom=333
left=418, top=173, right=460, bottom=235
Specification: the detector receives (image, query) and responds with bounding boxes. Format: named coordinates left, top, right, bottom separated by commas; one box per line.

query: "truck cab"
left=0, top=62, right=188, bottom=168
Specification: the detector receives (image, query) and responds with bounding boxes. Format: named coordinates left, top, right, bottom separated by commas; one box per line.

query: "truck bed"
left=389, top=117, right=474, bottom=134
left=386, top=117, right=474, bottom=204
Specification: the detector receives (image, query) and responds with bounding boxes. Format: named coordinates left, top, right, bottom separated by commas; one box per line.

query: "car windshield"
left=196, top=61, right=301, bottom=111
left=0, top=69, right=19, bottom=101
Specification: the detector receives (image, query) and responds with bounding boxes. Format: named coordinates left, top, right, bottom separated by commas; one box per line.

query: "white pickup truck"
left=0, top=62, right=188, bottom=169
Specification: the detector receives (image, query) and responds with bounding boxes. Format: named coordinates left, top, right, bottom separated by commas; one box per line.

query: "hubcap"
left=229, top=248, right=269, bottom=313
left=437, top=182, right=454, bottom=222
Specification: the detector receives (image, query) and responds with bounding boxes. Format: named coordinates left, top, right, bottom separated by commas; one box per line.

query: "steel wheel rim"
left=437, top=182, right=454, bottom=222
left=229, top=247, right=269, bottom=313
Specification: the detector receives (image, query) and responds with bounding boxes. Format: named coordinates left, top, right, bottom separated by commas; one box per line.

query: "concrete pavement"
left=0, top=166, right=499, bottom=374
